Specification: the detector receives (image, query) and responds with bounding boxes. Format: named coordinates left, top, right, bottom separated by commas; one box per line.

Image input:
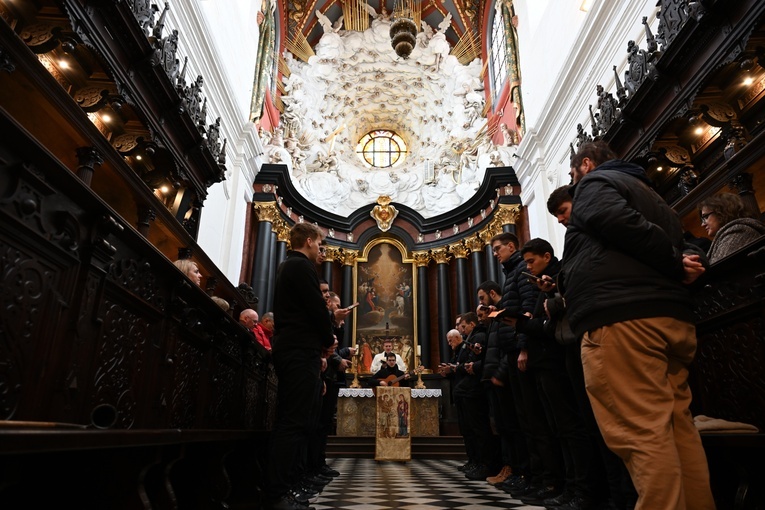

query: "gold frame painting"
left=352, top=237, right=418, bottom=374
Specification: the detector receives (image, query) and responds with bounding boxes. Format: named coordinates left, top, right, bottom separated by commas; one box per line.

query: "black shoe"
left=307, top=473, right=332, bottom=485
left=465, top=464, right=489, bottom=481
left=558, top=495, right=594, bottom=510
left=267, top=495, right=313, bottom=510
left=521, top=485, right=561, bottom=504
left=319, top=464, right=340, bottom=477
left=289, top=489, right=318, bottom=505
left=298, top=480, right=323, bottom=493
left=458, top=460, right=475, bottom=472
left=513, top=482, right=543, bottom=498
left=544, top=489, right=575, bottom=507
left=499, top=474, right=529, bottom=495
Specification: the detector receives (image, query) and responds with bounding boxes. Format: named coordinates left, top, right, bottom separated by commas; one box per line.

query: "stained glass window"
left=356, top=130, right=407, bottom=168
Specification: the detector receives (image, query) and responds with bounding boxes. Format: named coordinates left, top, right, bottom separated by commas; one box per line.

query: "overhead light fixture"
left=694, top=126, right=704, bottom=135
left=743, top=76, right=754, bottom=86
left=160, top=186, right=169, bottom=194
left=135, top=155, right=143, bottom=161
left=59, top=60, right=69, bottom=69
left=101, top=113, right=112, bottom=123
left=656, top=166, right=663, bottom=171
left=580, top=0, right=594, bottom=12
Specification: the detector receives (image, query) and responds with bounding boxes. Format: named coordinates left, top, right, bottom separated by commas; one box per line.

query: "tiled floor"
left=315, top=458, right=545, bottom=509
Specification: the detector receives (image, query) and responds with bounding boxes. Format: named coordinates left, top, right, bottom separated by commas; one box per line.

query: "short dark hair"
left=521, top=238, right=555, bottom=258
left=386, top=353, right=396, bottom=360
left=383, top=339, right=393, bottom=345
left=459, top=312, right=478, bottom=325
left=489, top=232, right=519, bottom=249
left=319, top=279, right=329, bottom=286
left=477, top=280, right=501, bottom=296
left=290, top=223, right=324, bottom=249
left=570, top=140, right=617, bottom=169
left=547, top=185, right=573, bottom=215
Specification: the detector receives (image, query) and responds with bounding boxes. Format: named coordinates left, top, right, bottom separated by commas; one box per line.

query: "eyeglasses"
left=700, top=211, right=716, bottom=224
left=492, top=244, right=506, bottom=254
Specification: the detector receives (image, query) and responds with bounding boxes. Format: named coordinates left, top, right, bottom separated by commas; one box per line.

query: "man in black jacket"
left=563, top=141, right=714, bottom=510
left=266, top=223, right=335, bottom=510
left=491, top=232, right=563, bottom=500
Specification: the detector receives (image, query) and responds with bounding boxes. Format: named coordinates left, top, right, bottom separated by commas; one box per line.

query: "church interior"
left=1, top=0, right=764, bottom=508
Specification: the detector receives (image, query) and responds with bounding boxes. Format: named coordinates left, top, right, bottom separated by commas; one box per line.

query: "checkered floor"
left=315, top=458, right=545, bottom=509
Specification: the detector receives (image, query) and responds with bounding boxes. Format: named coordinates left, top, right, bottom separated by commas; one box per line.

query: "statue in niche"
left=457, top=82, right=484, bottom=129
left=677, top=166, right=698, bottom=197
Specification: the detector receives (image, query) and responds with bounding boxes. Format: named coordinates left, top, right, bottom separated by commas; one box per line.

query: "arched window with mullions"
left=356, top=130, right=408, bottom=168
left=489, top=7, right=508, bottom=103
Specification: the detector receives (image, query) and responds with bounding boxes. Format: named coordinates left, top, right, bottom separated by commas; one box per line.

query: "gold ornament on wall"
left=370, top=195, right=399, bottom=232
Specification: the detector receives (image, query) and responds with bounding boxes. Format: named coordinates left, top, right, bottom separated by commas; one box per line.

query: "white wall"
left=513, top=0, right=659, bottom=255
left=164, top=0, right=265, bottom=284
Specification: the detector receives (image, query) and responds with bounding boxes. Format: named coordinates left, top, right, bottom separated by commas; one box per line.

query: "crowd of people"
left=236, top=140, right=763, bottom=510
left=438, top=141, right=763, bottom=510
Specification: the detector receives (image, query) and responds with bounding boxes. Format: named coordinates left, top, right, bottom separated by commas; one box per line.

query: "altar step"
left=326, top=435, right=467, bottom=459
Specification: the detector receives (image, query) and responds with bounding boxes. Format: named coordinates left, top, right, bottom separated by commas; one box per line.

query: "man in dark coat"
left=562, top=141, right=714, bottom=510
left=266, top=223, right=335, bottom=510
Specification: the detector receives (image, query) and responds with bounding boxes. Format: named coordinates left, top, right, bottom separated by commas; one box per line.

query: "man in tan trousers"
left=561, top=141, right=715, bottom=510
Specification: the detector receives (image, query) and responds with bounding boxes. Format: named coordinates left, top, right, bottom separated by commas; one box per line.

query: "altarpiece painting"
left=353, top=239, right=417, bottom=373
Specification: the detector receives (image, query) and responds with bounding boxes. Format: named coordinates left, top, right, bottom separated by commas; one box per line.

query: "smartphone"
left=521, top=271, right=541, bottom=281
left=346, top=302, right=360, bottom=310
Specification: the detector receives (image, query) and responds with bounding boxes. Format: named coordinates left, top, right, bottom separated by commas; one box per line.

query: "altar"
left=336, top=388, right=442, bottom=437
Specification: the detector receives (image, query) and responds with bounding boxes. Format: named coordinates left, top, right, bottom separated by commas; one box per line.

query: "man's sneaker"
left=486, top=465, right=512, bottom=485
left=464, top=464, right=489, bottom=480
left=319, top=464, right=340, bottom=478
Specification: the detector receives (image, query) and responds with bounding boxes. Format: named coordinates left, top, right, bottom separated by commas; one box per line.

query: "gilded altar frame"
left=352, top=237, right=419, bottom=374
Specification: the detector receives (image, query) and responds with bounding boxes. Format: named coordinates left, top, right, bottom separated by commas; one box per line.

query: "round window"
left=356, top=130, right=407, bottom=168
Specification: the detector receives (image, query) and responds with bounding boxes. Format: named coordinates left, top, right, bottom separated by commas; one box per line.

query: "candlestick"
left=416, top=345, right=421, bottom=357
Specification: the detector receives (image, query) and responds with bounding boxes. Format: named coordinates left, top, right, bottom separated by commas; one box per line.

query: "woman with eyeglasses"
left=698, top=192, right=765, bottom=264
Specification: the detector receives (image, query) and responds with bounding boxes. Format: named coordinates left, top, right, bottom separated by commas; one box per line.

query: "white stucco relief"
left=260, top=16, right=516, bottom=218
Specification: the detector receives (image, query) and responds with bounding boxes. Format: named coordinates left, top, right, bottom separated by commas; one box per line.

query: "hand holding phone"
left=346, top=302, right=360, bottom=310
left=521, top=271, right=541, bottom=281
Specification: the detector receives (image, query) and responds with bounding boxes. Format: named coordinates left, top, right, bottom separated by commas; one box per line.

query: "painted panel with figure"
left=354, top=240, right=416, bottom=373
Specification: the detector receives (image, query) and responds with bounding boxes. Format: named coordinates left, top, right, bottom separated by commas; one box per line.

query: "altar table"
left=336, top=388, right=442, bottom=437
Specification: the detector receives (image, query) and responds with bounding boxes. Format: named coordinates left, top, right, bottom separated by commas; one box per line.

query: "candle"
left=416, top=345, right=421, bottom=357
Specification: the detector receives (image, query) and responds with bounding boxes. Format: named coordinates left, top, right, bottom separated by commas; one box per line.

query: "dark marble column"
left=340, top=249, right=358, bottom=349
left=265, top=229, right=277, bottom=313
left=250, top=202, right=279, bottom=316
left=485, top=244, right=498, bottom=284
left=414, top=252, right=431, bottom=368
left=433, top=248, right=453, bottom=364
left=467, top=236, right=485, bottom=303
left=275, top=226, right=288, bottom=268
left=322, top=260, right=334, bottom=287
left=451, top=242, right=470, bottom=315
left=75, top=147, right=103, bottom=187
left=496, top=204, right=521, bottom=288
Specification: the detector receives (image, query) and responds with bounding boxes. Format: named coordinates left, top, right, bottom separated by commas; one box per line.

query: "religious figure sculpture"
left=428, top=13, right=452, bottom=72
left=371, top=195, right=399, bottom=232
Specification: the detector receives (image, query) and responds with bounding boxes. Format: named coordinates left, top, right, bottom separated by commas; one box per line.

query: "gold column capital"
left=323, top=245, right=340, bottom=262
left=412, top=251, right=431, bottom=268
left=339, top=249, right=358, bottom=266
left=253, top=201, right=280, bottom=223
left=465, top=235, right=485, bottom=253
left=275, top=219, right=291, bottom=243
left=495, top=203, right=521, bottom=226
left=431, top=248, right=452, bottom=265
left=450, top=242, right=469, bottom=259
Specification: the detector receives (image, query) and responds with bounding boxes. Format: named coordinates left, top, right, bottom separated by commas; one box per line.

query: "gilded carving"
left=323, top=245, right=340, bottom=262
left=465, top=235, right=484, bottom=253
left=495, top=204, right=520, bottom=226
left=450, top=242, right=468, bottom=259
left=275, top=219, right=291, bottom=243
left=412, top=251, right=431, bottom=268
left=340, top=249, right=359, bottom=266
left=431, top=248, right=451, bottom=265
left=370, top=195, right=399, bottom=232
left=253, top=201, right=280, bottom=223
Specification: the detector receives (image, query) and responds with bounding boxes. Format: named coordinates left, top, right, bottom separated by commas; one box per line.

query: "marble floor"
left=313, top=458, right=545, bottom=510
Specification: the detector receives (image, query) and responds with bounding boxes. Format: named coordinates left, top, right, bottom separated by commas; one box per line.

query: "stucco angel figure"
left=428, top=13, right=452, bottom=72
left=315, top=10, right=343, bottom=33
left=417, top=21, right=434, bottom=48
